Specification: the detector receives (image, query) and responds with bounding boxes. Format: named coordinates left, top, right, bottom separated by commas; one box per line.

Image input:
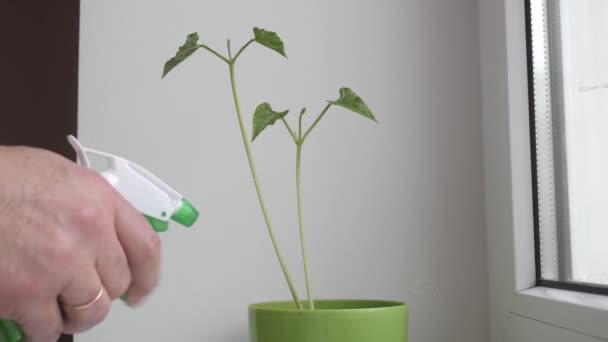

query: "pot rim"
left=249, top=298, right=407, bottom=313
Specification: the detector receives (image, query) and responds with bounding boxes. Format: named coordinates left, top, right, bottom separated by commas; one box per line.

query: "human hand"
left=0, top=146, right=161, bottom=341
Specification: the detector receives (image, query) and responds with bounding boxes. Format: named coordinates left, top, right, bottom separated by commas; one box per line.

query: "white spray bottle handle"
left=67, top=135, right=199, bottom=231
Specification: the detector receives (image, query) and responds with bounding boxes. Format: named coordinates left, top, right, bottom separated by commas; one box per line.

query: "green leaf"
left=328, top=87, right=377, bottom=122
left=252, top=103, right=290, bottom=141
left=162, top=33, right=201, bottom=78
left=253, top=27, right=287, bottom=58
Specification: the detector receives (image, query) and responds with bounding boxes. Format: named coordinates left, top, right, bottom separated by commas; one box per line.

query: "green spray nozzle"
left=171, top=199, right=199, bottom=227
left=144, top=199, right=199, bottom=232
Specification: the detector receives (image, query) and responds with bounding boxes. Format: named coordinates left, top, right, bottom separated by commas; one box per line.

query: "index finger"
left=112, top=193, right=161, bottom=307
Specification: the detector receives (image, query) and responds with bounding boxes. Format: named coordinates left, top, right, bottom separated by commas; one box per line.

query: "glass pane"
left=530, top=0, right=608, bottom=288
left=559, top=0, right=608, bottom=286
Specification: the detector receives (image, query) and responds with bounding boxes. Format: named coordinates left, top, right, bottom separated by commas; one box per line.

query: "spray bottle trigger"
left=143, top=215, right=169, bottom=232
left=0, top=320, right=23, bottom=342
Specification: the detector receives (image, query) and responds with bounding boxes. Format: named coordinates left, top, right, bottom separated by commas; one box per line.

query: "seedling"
left=162, top=27, right=377, bottom=310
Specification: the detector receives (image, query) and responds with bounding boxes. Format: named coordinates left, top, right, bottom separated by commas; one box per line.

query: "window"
left=482, top=0, right=608, bottom=339
left=529, top=0, right=608, bottom=293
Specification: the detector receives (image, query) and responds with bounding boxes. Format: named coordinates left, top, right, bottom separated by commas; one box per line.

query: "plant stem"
left=228, top=61, right=302, bottom=309
left=281, top=118, right=298, bottom=144
left=298, top=108, right=306, bottom=139
left=233, top=39, right=255, bottom=62
left=296, top=142, right=314, bottom=309
left=302, top=103, right=332, bottom=142
left=199, top=44, right=229, bottom=64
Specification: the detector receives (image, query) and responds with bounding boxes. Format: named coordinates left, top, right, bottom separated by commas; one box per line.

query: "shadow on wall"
left=221, top=332, right=249, bottom=342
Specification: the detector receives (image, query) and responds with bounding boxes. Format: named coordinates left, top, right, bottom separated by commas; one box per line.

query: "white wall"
left=478, top=0, right=512, bottom=340
left=77, top=1, right=487, bottom=341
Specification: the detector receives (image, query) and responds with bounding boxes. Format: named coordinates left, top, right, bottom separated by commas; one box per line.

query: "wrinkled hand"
left=0, top=146, right=161, bottom=341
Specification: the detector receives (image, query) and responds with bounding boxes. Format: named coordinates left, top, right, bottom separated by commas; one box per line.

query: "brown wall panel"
left=0, top=1, right=80, bottom=341
left=0, top=1, right=79, bottom=159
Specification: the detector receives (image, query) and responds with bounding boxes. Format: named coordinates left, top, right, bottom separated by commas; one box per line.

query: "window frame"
left=481, top=0, right=608, bottom=340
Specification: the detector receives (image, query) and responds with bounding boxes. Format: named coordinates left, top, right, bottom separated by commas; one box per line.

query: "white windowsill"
left=511, top=286, right=608, bottom=340
left=519, top=286, right=608, bottom=313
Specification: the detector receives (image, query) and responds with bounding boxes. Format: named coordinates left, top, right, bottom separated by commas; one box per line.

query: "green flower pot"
left=249, top=299, right=408, bottom=342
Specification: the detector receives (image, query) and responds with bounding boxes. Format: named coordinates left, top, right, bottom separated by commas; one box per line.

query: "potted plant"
left=162, top=27, right=408, bottom=342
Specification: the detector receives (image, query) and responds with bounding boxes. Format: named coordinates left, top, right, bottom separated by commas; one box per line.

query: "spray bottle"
left=0, top=135, right=199, bottom=342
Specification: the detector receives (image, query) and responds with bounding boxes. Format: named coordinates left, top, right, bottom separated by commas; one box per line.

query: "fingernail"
left=125, top=293, right=149, bottom=308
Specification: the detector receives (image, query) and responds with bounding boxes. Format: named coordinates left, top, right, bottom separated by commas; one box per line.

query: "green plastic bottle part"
left=0, top=199, right=199, bottom=342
